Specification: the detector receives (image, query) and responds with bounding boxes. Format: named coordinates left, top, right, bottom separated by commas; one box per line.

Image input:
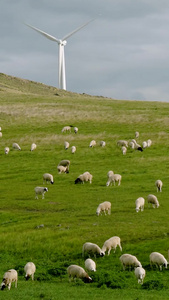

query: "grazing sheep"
left=121, top=146, right=127, bottom=155
left=134, top=267, right=146, bottom=284
left=82, top=242, right=105, bottom=258
left=135, top=131, right=139, bottom=138
left=117, top=140, right=128, bottom=148
left=74, top=127, right=78, bottom=134
left=107, top=170, right=114, bottom=178
left=155, top=180, right=163, bottom=192
left=71, top=146, right=76, bottom=154
left=102, top=236, right=122, bottom=255
left=75, top=172, right=93, bottom=184
left=147, top=194, right=159, bottom=208
left=24, top=262, right=36, bottom=280
left=85, top=258, right=96, bottom=272
left=150, top=252, right=168, bottom=271
left=57, top=165, right=69, bottom=174
left=31, top=143, right=37, bottom=151
left=61, top=126, right=72, bottom=133
left=106, top=174, right=122, bottom=186
left=131, top=139, right=143, bottom=152
left=147, top=139, right=152, bottom=147
left=89, top=140, right=96, bottom=147
left=12, top=142, right=21, bottom=150
left=1, top=269, right=18, bottom=290
left=129, top=141, right=135, bottom=149
left=64, top=141, right=70, bottom=150
left=120, top=254, right=142, bottom=271
left=4, top=147, right=10, bottom=155
left=100, top=141, right=106, bottom=147
left=43, top=173, right=54, bottom=184
left=58, top=159, right=70, bottom=172
left=67, top=265, right=92, bottom=283
left=135, top=197, right=145, bottom=212
left=34, top=187, right=48, bottom=199
left=142, top=141, right=148, bottom=149
left=96, top=201, right=111, bottom=216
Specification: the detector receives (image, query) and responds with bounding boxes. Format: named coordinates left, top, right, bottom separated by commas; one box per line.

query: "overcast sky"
left=1, top=0, right=169, bottom=102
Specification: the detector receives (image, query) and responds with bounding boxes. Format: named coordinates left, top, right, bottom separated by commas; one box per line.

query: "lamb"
left=120, top=254, right=142, bottom=270
left=74, top=127, right=78, bottom=134
left=67, top=265, right=92, bottom=283
left=150, top=252, right=168, bottom=271
left=100, top=141, right=106, bottom=147
left=117, top=140, right=128, bottom=148
left=106, top=174, right=122, bottom=186
left=61, top=126, right=72, bottom=133
left=1, top=269, right=18, bottom=290
left=31, top=143, right=37, bottom=151
left=57, top=165, right=69, bottom=174
left=43, top=173, right=54, bottom=184
left=147, top=194, right=159, bottom=208
left=134, top=267, right=146, bottom=284
left=4, top=147, right=10, bottom=155
left=102, top=236, right=122, bottom=255
left=82, top=242, right=105, bottom=258
left=64, top=141, right=69, bottom=150
left=121, top=146, right=127, bottom=155
left=135, top=131, right=139, bottom=138
left=75, top=172, right=93, bottom=184
left=155, top=179, right=163, bottom=192
left=71, top=146, right=76, bottom=154
left=24, top=262, right=36, bottom=280
left=135, top=197, right=145, bottom=212
left=96, top=201, right=111, bottom=216
left=85, top=258, right=96, bottom=272
left=89, top=140, right=96, bottom=147
left=34, top=187, right=48, bottom=199
left=12, top=142, right=21, bottom=150
left=58, top=159, right=70, bottom=172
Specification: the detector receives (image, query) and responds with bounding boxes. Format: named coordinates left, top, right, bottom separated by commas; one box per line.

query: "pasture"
left=0, top=73, right=169, bottom=299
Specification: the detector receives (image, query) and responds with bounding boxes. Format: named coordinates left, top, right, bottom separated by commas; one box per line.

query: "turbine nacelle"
left=60, top=40, right=67, bottom=46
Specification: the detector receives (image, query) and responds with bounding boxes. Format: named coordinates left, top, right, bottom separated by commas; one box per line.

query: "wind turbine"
left=25, top=19, right=94, bottom=90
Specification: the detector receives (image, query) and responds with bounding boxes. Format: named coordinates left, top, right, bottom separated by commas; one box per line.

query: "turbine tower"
left=25, top=19, right=94, bottom=90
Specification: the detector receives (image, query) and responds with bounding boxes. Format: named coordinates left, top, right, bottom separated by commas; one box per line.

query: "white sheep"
left=117, top=140, right=128, bottom=148
left=134, top=267, right=146, bottom=284
left=57, top=165, right=69, bottom=174
left=121, top=146, right=127, bottom=155
left=1, top=269, right=18, bottom=290
left=135, top=131, right=139, bottom=138
left=96, top=201, right=111, bottom=216
left=150, top=252, right=168, bottom=271
left=155, top=180, right=163, bottom=192
left=82, top=242, right=105, bottom=258
left=142, top=141, right=148, bottom=149
left=4, top=147, right=10, bottom=155
left=12, top=142, right=21, bottom=150
left=128, top=141, right=135, bottom=149
left=31, top=143, right=37, bottom=151
left=135, top=197, right=145, bottom=212
left=85, top=258, right=96, bottom=272
left=107, top=170, right=114, bottom=178
left=61, top=126, right=72, bottom=133
left=131, top=139, right=143, bottom=152
left=75, top=172, right=93, bottom=184
left=34, top=187, right=48, bottom=199
left=120, top=254, right=142, bottom=270
left=43, top=173, right=54, bottom=184
left=67, top=265, right=92, bottom=282
left=102, top=236, right=122, bottom=255
left=64, top=141, right=70, bottom=150
left=71, top=146, right=76, bottom=154
left=24, top=262, right=36, bottom=280
left=147, top=194, right=159, bottom=208
left=89, top=140, right=96, bottom=147
left=106, top=174, right=122, bottom=186
left=147, top=139, right=152, bottom=147
left=58, top=160, right=70, bottom=172
left=74, top=127, right=78, bottom=134
left=100, top=141, right=106, bottom=147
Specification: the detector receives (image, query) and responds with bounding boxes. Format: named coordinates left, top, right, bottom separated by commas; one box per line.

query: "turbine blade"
left=62, top=18, right=95, bottom=41
left=25, top=23, right=61, bottom=43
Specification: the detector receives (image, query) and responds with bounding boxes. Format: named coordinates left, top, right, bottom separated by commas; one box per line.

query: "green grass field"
left=1, top=73, right=169, bottom=299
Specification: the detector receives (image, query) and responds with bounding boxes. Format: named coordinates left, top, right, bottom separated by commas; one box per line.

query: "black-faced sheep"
left=43, top=173, right=54, bottom=184
left=34, top=187, right=48, bottom=199
left=1, top=269, right=18, bottom=290
left=75, top=172, right=92, bottom=184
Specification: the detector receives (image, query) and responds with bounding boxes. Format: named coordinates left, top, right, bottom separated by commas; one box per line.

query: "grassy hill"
left=0, top=73, right=169, bottom=299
